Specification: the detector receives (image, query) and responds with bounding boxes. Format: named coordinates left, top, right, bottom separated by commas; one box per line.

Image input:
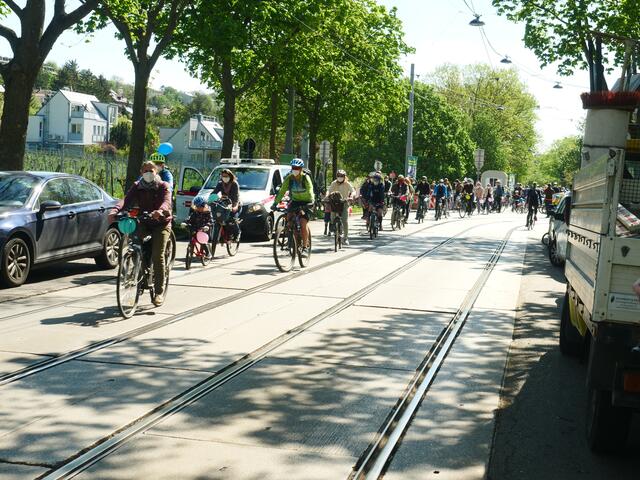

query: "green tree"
left=53, top=60, right=80, bottom=91
left=491, top=0, right=639, bottom=91
left=82, top=0, right=189, bottom=187
left=111, top=118, right=132, bottom=149
left=0, top=0, right=99, bottom=170
left=35, top=61, right=59, bottom=90
left=531, top=136, right=582, bottom=184
left=430, top=64, right=538, bottom=180
left=176, top=0, right=306, bottom=158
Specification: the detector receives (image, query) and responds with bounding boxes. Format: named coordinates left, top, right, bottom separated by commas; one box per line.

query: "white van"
left=176, top=159, right=290, bottom=240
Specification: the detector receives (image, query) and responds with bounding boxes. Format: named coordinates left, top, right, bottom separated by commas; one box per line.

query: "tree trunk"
left=126, top=62, right=151, bottom=188
left=269, top=87, right=278, bottom=159
left=331, top=138, right=339, bottom=179
left=220, top=60, right=236, bottom=159
left=0, top=65, right=39, bottom=170
left=308, top=122, right=318, bottom=179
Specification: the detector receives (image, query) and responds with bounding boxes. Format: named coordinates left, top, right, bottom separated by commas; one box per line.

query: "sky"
left=0, top=0, right=607, bottom=150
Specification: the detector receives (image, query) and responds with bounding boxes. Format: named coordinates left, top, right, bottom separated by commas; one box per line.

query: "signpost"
left=374, top=160, right=382, bottom=172
left=319, top=140, right=331, bottom=165
left=407, top=155, right=418, bottom=178
left=474, top=148, right=485, bottom=180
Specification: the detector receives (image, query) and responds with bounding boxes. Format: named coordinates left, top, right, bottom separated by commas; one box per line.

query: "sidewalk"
left=488, top=232, right=640, bottom=480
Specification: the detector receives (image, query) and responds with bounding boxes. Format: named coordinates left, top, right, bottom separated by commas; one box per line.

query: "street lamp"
left=553, top=82, right=563, bottom=89
left=469, top=14, right=485, bottom=27
left=500, top=56, right=512, bottom=64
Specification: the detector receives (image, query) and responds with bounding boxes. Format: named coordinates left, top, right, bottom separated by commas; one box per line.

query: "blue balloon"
left=158, top=142, right=173, bottom=156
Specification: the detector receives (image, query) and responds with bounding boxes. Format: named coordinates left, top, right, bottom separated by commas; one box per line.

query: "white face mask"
left=292, top=169, right=301, bottom=177
left=337, top=177, right=345, bottom=183
left=142, top=172, right=156, bottom=183
left=222, top=176, right=230, bottom=183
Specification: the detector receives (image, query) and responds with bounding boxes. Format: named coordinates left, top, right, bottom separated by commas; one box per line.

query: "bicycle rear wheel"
left=390, top=208, right=399, bottom=231
left=117, top=247, right=141, bottom=318
left=273, top=221, right=295, bottom=272
left=458, top=202, right=466, bottom=218
left=201, top=242, right=212, bottom=266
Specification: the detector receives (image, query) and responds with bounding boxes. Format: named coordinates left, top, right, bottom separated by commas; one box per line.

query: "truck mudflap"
left=587, top=322, right=640, bottom=408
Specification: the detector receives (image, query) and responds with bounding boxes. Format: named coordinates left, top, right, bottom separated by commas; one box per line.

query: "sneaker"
left=343, top=238, right=349, bottom=246
left=152, top=292, right=165, bottom=306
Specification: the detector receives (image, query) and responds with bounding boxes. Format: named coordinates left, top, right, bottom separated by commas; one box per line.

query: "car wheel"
left=549, top=238, right=564, bottom=267
left=95, top=227, right=121, bottom=269
left=261, top=214, right=274, bottom=241
left=1, top=237, right=31, bottom=288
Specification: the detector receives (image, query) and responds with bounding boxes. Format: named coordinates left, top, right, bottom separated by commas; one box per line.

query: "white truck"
left=560, top=147, right=640, bottom=452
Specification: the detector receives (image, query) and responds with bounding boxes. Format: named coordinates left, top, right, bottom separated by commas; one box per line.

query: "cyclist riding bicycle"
left=390, top=174, right=410, bottom=220
left=359, top=173, right=372, bottom=219
left=122, top=161, right=172, bottom=306
left=433, top=179, right=448, bottom=215
left=271, top=158, right=314, bottom=251
left=211, top=168, right=241, bottom=239
left=326, top=169, right=355, bottom=245
left=366, top=172, right=386, bottom=230
left=462, top=178, right=474, bottom=213
left=525, top=182, right=541, bottom=225
left=415, top=176, right=431, bottom=219
left=494, top=180, right=505, bottom=212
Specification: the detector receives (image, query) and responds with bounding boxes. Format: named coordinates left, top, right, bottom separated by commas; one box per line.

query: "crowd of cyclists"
left=118, top=156, right=569, bottom=311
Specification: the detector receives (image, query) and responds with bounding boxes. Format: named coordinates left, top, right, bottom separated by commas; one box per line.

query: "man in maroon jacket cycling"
left=122, top=161, right=172, bottom=306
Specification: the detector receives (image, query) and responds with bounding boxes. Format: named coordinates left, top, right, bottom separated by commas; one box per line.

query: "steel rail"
left=349, top=226, right=518, bottom=480
left=0, top=217, right=461, bottom=387
left=37, top=222, right=485, bottom=480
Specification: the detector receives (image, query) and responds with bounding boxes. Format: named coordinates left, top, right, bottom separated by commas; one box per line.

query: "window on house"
left=72, top=105, right=82, bottom=112
left=38, top=122, right=43, bottom=138
left=190, top=130, right=197, bottom=141
left=70, top=124, right=82, bottom=134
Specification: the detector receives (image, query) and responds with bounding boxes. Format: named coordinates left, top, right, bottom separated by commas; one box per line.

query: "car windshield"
left=205, top=167, right=269, bottom=191
left=0, top=174, right=39, bottom=207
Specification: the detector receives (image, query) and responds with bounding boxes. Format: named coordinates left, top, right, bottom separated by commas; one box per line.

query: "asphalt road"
left=0, top=210, right=636, bottom=480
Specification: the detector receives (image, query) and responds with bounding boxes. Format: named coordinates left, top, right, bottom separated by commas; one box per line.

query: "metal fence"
left=24, top=151, right=219, bottom=199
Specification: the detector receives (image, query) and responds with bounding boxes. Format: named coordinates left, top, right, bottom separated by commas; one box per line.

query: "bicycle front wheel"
left=298, top=232, right=311, bottom=268
left=185, top=243, right=193, bottom=270
left=226, top=229, right=240, bottom=256
left=458, top=202, right=466, bottom=218
left=117, top=247, right=141, bottom=318
left=390, top=208, right=398, bottom=231
left=273, top=221, right=295, bottom=272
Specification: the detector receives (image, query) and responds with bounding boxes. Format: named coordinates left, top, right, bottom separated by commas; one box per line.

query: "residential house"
left=26, top=90, right=118, bottom=150
left=160, top=114, right=223, bottom=166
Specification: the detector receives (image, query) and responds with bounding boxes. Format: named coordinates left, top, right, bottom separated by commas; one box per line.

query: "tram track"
left=36, top=219, right=486, bottom=480
left=0, top=217, right=462, bottom=387
left=349, top=226, right=518, bottom=480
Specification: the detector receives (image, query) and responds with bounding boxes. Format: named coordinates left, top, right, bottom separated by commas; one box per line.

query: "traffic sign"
left=474, top=149, right=485, bottom=170
left=319, top=140, right=331, bottom=165
left=243, top=138, right=256, bottom=155
left=374, top=160, right=382, bottom=172
left=407, top=155, right=418, bottom=178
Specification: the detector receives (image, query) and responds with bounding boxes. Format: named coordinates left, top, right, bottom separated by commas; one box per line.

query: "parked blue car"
left=0, top=172, right=121, bottom=287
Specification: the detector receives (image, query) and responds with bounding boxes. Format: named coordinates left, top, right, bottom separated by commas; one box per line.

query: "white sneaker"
left=343, top=238, right=349, bottom=246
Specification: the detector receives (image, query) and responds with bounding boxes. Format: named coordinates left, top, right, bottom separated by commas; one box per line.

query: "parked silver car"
left=544, top=193, right=571, bottom=266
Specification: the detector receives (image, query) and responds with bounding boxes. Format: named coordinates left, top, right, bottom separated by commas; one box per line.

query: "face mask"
left=292, top=169, right=301, bottom=176
left=222, top=176, right=230, bottom=183
left=373, top=179, right=380, bottom=185
left=337, top=177, right=345, bottom=183
left=142, top=172, right=156, bottom=183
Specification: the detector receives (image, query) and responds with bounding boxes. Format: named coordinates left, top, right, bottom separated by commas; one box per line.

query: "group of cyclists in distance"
left=117, top=156, right=568, bottom=312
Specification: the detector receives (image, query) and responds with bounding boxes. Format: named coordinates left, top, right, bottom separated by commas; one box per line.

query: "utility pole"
left=405, top=63, right=415, bottom=176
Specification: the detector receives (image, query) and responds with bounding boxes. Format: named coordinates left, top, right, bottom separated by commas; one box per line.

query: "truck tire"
left=559, top=292, right=582, bottom=356
left=586, top=387, right=631, bottom=453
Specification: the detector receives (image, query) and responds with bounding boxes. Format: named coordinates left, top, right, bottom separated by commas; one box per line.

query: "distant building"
left=26, top=90, right=119, bottom=150
left=160, top=114, right=223, bottom=165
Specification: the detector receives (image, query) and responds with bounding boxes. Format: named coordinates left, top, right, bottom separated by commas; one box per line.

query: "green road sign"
left=407, top=155, right=418, bottom=178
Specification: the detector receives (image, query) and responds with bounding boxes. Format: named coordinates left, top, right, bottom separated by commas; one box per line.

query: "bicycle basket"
left=118, top=217, right=137, bottom=235
left=328, top=193, right=345, bottom=214
left=213, top=203, right=232, bottom=222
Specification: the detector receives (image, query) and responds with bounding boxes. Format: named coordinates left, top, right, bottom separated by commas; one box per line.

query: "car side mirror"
left=40, top=200, right=62, bottom=212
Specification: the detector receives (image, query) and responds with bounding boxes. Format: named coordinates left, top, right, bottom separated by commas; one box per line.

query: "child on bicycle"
left=187, top=196, right=214, bottom=240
